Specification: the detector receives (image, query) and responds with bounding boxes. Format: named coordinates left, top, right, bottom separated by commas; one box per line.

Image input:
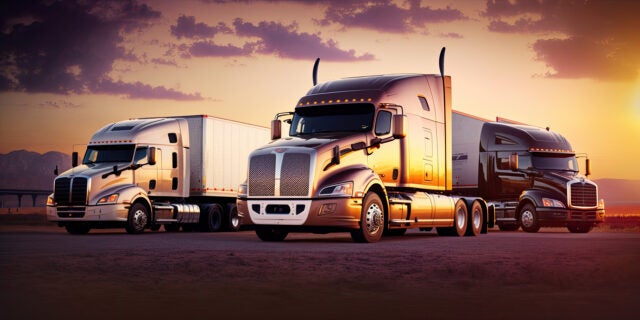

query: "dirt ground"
left=1, top=222, right=638, bottom=320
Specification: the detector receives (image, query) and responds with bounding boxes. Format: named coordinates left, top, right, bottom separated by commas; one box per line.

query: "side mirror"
left=392, top=114, right=407, bottom=139
left=509, top=153, right=519, bottom=171
left=585, top=158, right=591, bottom=177
left=271, top=119, right=282, bottom=140
left=147, top=147, right=156, bottom=166
left=72, top=152, right=78, bottom=167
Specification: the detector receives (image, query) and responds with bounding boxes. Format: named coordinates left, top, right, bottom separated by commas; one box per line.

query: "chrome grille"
left=569, top=182, right=597, bottom=208
left=54, top=177, right=88, bottom=205
left=281, top=153, right=310, bottom=196
left=248, top=154, right=276, bottom=196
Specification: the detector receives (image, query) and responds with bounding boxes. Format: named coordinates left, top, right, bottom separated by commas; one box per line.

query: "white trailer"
left=47, top=115, right=269, bottom=234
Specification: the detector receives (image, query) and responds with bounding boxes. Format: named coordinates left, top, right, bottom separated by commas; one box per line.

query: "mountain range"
left=0, top=150, right=638, bottom=207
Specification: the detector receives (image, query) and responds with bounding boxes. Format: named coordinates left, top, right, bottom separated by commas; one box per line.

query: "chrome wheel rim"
left=521, top=210, right=534, bottom=228
left=132, top=209, right=147, bottom=230
left=366, top=203, right=383, bottom=234
left=456, top=206, right=466, bottom=229
left=472, top=207, right=481, bottom=230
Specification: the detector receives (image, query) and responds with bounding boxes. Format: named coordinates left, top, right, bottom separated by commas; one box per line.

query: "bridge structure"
left=0, top=189, right=52, bottom=208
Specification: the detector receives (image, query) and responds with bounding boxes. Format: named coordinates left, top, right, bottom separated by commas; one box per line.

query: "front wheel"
left=519, top=203, right=540, bottom=233
left=125, top=202, right=149, bottom=234
left=350, top=192, right=385, bottom=243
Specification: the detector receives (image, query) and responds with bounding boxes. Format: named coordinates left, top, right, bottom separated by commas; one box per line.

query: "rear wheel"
left=350, top=192, right=385, bottom=243
left=465, top=200, right=483, bottom=236
left=200, top=204, right=223, bottom=232
left=125, top=202, right=149, bottom=234
left=567, top=222, right=593, bottom=233
left=255, top=227, right=288, bottom=242
left=65, top=223, right=90, bottom=235
left=519, top=203, right=540, bottom=233
left=437, top=199, right=468, bottom=237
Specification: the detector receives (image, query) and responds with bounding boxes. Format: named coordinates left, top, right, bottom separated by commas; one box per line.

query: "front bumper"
left=238, top=197, right=363, bottom=229
left=537, top=207, right=605, bottom=226
left=46, top=203, right=129, bottom=222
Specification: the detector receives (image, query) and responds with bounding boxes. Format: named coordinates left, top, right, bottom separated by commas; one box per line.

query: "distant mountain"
left=594, top=179, right=640, bottom=205
left=0, top=150, right=71, bottom=190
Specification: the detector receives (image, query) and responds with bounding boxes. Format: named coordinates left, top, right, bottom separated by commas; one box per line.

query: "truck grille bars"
left=54, top=177, right=89, bottom=205
left=248, top=152, right=311, bottom=197
left=568, top=181, right=597, bottom=208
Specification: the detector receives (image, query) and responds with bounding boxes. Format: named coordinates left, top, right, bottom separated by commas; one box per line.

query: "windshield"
left=531, top=154, right=578, bottom=172
left=83, top=145, right=136, bottom=164
left=289, top=103, right=375, bottom=136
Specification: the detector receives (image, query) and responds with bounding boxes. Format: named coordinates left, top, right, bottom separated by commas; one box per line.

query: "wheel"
left=350, top=192, right=385, bottom=243
left=497, top=223, right=520, bottom=231
left=519, top=203, right=540, bottom=233
left=255, top=227, right=288, bottom=242
left=200, top=204, right=223, bottom=232
left=465, top=200, right=483, bottom=236
left=436, top=199, right=468, bottom=237
left=567, top=222, right=593, bottom=233
left=164, top=224, right=180, bottom=232
left=226, top=205, right=241, bottom=232
left=65, top=223, right=90, bottom=235
left=125, top=202, right=149, bottom=234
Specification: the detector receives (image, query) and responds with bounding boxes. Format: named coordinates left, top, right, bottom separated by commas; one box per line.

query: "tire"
left=519, top=203, right=540, bottom=233
left=567, top=222, right=593, bottom=233
left=465, top=200, right=483, bottom=236
left=255, top=227, right=288, bottom=242
left=65, top=223, right=90, bottom=235
left=497, top=223, right=520, bottom=231
left=200, top=204, right=223, bottom=232
left=125, top=202, right=149, bottom=234
left=437, top=199, right=468, bottom=237
left=226, top=205, right=241, bottom=232
left=350, top=192, right=385, bottom=243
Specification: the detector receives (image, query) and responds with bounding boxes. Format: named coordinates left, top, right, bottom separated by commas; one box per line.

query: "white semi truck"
left=47, top=115, right=269, bottom=234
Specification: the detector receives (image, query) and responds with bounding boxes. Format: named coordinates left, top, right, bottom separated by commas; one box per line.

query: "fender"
left=93, top=184, right=150, bottom=208
left=316, top=164, right=384, bottom=199
left=518, top=189, right=561, bottom=212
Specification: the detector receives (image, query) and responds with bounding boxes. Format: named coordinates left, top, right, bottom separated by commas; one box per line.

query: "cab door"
left=133, top=146, right=159, bottom=193
left=367, top=110, right=400, bottom=186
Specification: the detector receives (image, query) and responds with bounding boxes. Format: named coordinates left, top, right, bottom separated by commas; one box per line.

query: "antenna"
left=312, top=58, right=320, bottom=86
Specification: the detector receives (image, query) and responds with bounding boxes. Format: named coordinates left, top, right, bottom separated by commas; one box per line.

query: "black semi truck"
left=452, top=111, right=604, bottom=233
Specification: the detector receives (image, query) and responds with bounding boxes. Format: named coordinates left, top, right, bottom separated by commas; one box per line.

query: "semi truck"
left=237, top=48, right=495, bottom=243
left=452, top=111, right=605, bottom=233
left=47, top=115, right=269, bottom=234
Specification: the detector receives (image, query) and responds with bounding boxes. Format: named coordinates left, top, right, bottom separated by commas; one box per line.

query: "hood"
left=259, top=132, right=368, bottom=152
left=58, top=162, right=130, bottom=178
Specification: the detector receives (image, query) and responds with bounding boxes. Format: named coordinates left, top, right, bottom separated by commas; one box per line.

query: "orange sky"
left=1, top=0, right=639, bottom=180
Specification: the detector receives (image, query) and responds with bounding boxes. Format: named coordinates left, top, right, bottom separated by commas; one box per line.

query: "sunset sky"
left=1, top=0, right=639, bottom=180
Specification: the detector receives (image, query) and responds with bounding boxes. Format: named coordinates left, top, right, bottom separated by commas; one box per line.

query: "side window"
left=497, top=153, right=510, bottom=170
left=375, top=111, right=392, bottom=136
left=134, top=147, right=148, bottom=164
left=168, top=133, right=178, bottom=143
left=172, top=152, right=178, bottom=168
left=419, top=96, right=430, bottom=111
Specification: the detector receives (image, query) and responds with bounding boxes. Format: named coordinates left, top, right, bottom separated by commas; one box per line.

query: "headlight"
left=237, top=183, right=247, bottom=197
left=97, top=193, right=119, bottom=205
left=319, top=182, right=353, bottom=197
left=542, top=197, right=565, bottom=208
left=46, top=195, right=55, bottom=206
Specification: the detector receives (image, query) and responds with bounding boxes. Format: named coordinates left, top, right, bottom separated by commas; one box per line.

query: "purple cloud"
left=92, top=80, right=203, bottom=101
left=483, top=0, right=640, bottom=81
left=233, top=19, right=374, bottom=61
left=188, top=41, right=254, bottom=57
left=171, top=15, right=232, bottom=39
left=0, top=0, right=203, bottom=100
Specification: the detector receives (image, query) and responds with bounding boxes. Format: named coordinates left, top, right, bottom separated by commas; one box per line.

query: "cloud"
left=38, top=100, right=81, bottom=109
left=170, top=15, right=232, bottom=39
left=233, top=19, right=374, bottom=61
left=188, top=41, right=254, bottom=57
left=0, top=0, right=203, bottom=100
left=93, top=80, right=203, bottom=100
left=483, top=0, right=640, bottom=81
